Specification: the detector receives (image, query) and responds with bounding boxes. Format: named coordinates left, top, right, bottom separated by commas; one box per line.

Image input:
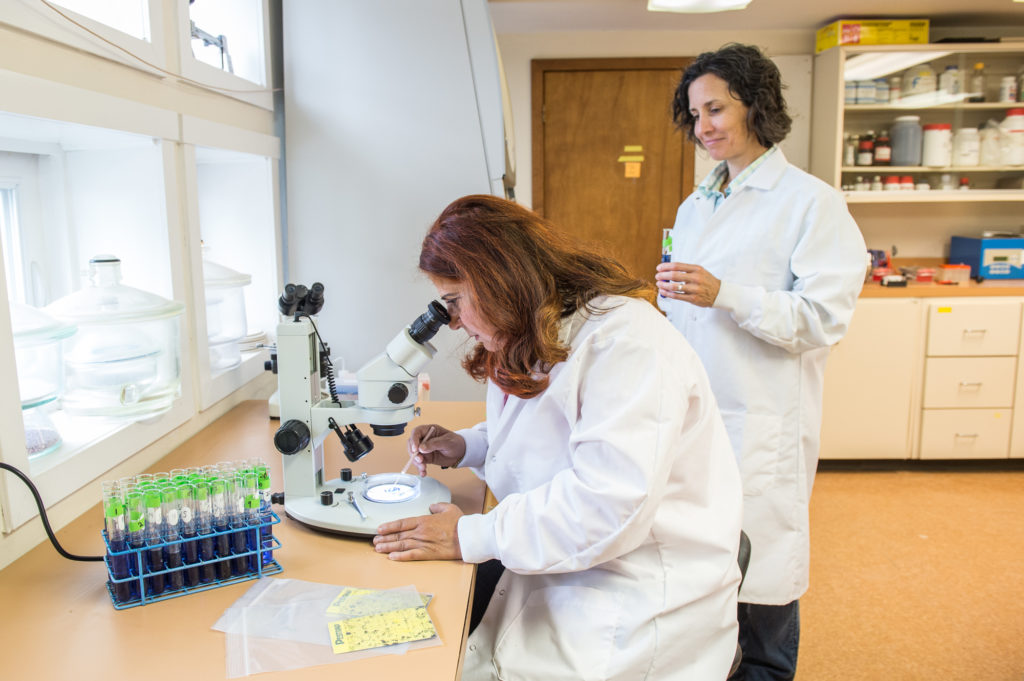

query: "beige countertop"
left=0, top=399, right=488, bottom=681
left=861, top=279, right=1024, bottom=297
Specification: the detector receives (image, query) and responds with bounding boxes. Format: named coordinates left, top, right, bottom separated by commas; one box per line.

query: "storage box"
left=816, top=19, right=930, bottom=54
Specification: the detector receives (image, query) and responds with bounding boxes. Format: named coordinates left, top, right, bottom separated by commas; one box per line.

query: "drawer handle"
left=958, top=381, right=983, bottom=388
left=962, top=328, right=987, bottom=335
left=954, top=433, right=979, bottom=438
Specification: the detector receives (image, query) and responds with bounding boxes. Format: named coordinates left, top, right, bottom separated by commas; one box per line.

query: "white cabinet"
left=919, top=409, right=1012, bottom=460
left=820, top=296, right=1024, bottom=460
left=811, top=43, right=1024, bottom=204
left=820, top=298, right=924, bottom=459
left=918, top=299, right=1020, bottom=459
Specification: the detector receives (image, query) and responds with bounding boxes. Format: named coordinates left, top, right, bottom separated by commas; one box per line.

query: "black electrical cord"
left=297, top=313, right=342, bottom=404
left=0, top=462, right=103, bottom=562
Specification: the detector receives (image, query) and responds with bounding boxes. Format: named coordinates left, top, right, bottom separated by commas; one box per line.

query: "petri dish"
left=363, top=473, right=420, bottom=504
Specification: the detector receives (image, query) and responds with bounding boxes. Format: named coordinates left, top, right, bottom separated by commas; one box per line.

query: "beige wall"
left=496, top=29, right=815, bottom=209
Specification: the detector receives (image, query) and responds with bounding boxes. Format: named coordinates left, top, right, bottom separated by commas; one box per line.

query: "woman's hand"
left=655, top=261, right=721, bottom=308
left=406, top=424, right=466, bottom=476
left=373, top=503, right=464, bottom=561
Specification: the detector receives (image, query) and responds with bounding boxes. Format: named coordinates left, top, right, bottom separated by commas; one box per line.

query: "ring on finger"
left=676, top=283, right=683, bottom=292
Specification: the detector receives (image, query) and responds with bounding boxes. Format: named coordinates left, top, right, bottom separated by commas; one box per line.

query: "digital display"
left=994, top=256, right=1009, bottom=262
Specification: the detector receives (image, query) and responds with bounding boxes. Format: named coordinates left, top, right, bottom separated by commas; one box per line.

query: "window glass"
left=51, top=0, right=150, bottom=41
left=189, top=0, right=265, bottom=85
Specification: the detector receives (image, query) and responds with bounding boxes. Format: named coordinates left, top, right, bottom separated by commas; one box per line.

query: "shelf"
left=842, top=165, right=1024, bottom=173
left=844, top=189, right=1024, bottom=203
left=845, top=102, right=1023, bottom=113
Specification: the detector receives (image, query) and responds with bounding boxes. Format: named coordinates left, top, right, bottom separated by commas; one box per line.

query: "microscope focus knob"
left=387, top=383, right=410, bottom=404
left=274, top=419, right=311, bottom=455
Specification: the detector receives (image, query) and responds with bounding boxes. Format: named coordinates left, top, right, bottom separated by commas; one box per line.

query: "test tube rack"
left=102, top=512, right=283, bottom=610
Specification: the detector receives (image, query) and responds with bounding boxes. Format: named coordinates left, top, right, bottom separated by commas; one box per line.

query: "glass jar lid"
left=45, top=255, right=185, bottom=324
left=203, top=257, right=252, bottom=289
left=11, top=302, right=76, bottom=347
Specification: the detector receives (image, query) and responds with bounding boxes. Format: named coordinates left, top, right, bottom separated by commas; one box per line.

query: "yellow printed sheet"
left=328, top=606, right=437, bottom=654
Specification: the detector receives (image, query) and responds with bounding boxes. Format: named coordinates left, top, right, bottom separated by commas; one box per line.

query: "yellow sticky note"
left=328, top=606, right=437, bottom=654
left=616, top=155, right=645, bottom=163
left=624, top=162, right=641, bottom=178
left=623, top=145, right=643, bottom=152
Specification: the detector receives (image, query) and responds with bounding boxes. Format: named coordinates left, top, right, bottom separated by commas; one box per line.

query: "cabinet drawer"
left=919, top=409, right=1011, bottom=459
left=926, top=301, right=1021, bottom=356
left=922, top=357, right=1017, bottom=408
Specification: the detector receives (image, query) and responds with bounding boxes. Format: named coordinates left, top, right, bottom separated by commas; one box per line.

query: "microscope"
left=270, top=283, right=451, bottom=535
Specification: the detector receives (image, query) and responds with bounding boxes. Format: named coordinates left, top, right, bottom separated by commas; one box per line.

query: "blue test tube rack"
left=102, top=510, right=283, bottom=610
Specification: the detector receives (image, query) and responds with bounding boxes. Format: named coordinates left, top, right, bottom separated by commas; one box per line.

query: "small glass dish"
left=362, top=473, right=421, bottom=504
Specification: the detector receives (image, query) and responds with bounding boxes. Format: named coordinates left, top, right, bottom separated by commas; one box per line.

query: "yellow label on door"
left=623, top=145, right=643, bottom=152
left=617, top=155, right=645, bottom=163
left=624, top=162, right=641, bottom=178
left=937, top=306, right=952, bottom=313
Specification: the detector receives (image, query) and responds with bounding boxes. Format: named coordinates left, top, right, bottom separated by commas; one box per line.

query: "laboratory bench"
left=860, top=279, right=1024, bottom=297
left=0, top=399, right=487, bottom=681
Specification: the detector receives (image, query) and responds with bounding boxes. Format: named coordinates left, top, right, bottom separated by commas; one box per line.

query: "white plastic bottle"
left=938, top=65, right=961, bottom=97
left=902, top=63, right=937, bottom=99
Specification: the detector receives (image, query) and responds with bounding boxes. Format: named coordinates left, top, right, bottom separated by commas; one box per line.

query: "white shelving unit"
left=811, top=42, right=1024, bottom=204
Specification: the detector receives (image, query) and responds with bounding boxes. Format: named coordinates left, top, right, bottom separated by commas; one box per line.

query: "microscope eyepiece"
left=409, top=300, right=451, bottom=344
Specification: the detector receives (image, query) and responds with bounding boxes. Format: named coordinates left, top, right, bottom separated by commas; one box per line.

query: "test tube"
left=162, top=485, right=184, bottom=592
left=255, top=462, right=273, bottom=567
left=659, top=228, right=673, bottom=298
left=194, top=480, right=216, bottom=584
left=177, top=483, right=200, bottom=588
left=126, top=490, right=146, bottom=601
left=241, top=471, right=260, bottom=572
left=211, top=478, right=233, bottom=581
left=229, top=474, right=249, bottom=575
left=103, top=482, right=132, bottom=604
left=143, top=487, right=165, bottom=596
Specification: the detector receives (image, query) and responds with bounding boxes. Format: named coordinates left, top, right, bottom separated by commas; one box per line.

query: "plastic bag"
left=212, top=577, right=441, bottom=678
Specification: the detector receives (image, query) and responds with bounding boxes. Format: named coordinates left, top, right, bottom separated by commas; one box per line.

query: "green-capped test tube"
left=143, top=487, right=165, bottom=596
left=103, top=482, right=131, bottom=604
left=177, top=483, right=200, bottom=588
left=255, top=462, right=273, bottom=566
left=228, top=473, right=249, bottom=575
left=241, top=471, right=260, bottom=572
left=211, top=478, right=232, bottom=580
left=194, top=480, right=216, bottom=584
left=162, top=485, right=183, bottom=592
left=126, top=490, right=146, bottom=601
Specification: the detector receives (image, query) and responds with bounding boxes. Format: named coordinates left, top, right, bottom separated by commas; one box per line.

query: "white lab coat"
left=456, top=296, right=743, bottom=681
left=660, top=148, right=866, bottom=605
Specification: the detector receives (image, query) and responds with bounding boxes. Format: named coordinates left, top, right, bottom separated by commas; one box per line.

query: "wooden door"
left=532, top=57, right=695, bottom=281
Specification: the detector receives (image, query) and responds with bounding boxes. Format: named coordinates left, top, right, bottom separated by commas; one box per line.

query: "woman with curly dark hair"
left=655, top=44, right=867, bottom=680
left=375, top=194, right=744, bottom=680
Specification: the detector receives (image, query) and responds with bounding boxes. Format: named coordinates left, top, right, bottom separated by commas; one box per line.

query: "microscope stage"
left=283, top=474, right=452, bottom=537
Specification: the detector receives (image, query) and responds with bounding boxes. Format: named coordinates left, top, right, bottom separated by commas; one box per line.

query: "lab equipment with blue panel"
left=950, top=235, right=1024, bottom=281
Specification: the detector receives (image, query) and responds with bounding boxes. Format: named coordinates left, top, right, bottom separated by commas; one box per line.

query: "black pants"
left=469, top=559, right=505, bottom=634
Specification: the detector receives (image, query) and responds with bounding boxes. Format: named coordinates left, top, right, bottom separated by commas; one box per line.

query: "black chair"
left=728, top=531, right=752, bottom=678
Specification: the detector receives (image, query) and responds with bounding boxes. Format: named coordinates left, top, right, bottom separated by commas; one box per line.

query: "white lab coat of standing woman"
left=655, top=44, right=866, bottom=681
left=660, top=147, right=866, bottom=604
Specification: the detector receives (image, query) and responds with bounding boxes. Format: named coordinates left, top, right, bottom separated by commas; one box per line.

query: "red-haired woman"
left=374, top=194, right=743, bottom=680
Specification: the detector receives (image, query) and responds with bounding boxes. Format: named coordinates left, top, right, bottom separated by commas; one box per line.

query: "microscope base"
left=282, top=475, right=452, bottom=537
